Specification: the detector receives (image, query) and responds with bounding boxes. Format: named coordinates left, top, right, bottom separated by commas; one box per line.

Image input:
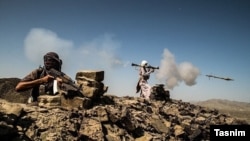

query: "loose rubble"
left=0, top=70, right=248, bottom=141
left=0, top=96, right=247, bottom=141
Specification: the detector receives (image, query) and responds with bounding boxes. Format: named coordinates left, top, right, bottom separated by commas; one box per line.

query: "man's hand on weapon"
left=145, top=68, right=154, bottom=74
left=41, top=75, right=54, bottom=83
left=55, top=77, right=63, bottom=88
left=41, top=75, right=62, bottom=84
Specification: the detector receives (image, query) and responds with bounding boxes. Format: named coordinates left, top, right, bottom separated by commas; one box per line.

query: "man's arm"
left=15, top=75, right=54, bottom=91
left=46, top=68, right=80, bottom=91
left=141, top=67, right=154, bottom=76
left=147, top=68, right=155, bottom=74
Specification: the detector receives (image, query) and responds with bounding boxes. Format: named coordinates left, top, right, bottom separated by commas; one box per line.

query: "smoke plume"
left=24, top=28, right=73, bottom=64
left=24, top=28, right=124, bottom=70
left=156, top=49, right=200, bottom=89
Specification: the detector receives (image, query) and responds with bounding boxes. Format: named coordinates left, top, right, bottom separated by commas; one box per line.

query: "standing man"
left=136, top=60, right=154, bottom=99
left=15, top=52, right=63, bottom=104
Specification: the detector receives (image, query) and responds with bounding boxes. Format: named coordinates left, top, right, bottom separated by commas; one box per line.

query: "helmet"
left=141, top=60, right=148, bottom=67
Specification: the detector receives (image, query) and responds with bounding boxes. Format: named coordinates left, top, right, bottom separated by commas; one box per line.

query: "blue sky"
left=1, top=0, right=250, bottom=102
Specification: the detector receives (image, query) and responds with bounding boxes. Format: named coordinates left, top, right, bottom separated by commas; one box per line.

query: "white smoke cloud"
left=78, top=34, right=124, bottom=69
left=24, top=28, right=124, bottom=72
left=179, top=62, right=200, bottom=86
left=156, top=49, right=200, bottom=89
left=24, top=28, right=73, bottom=64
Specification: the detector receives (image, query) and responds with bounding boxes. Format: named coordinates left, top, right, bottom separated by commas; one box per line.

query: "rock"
left=76, top=70, right=108, bottom=99
left=76, top=70, right=104, bottom=82
left=0, top=77, right=249, bottom=141
left=174, top=125, right=185, bottom=136
left=37, top=94, right=92, bottom=109
left=150, top=116, right=170, bottom=134
left=150, top=84, right=170, bottom=101
left=78, top=118, right=104, bottom=140
left=38, top=95, right=61, bottom=107
left=61, top=94, right=92, bottom=109
left=81, top=85, right=99, bottom=98
left=0, top=95, right=248, bottom=141
left=135, top=132, right=153, bottom=141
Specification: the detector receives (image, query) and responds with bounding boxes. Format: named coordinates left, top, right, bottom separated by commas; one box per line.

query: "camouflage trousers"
left=139, top=81, right=151, bottom=99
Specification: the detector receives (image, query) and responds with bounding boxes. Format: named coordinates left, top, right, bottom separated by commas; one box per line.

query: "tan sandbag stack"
left=75, top=70, right=108, bottom=99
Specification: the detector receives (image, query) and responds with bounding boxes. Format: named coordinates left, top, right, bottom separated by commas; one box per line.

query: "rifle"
left=131, top=63, right=159, bottom=70
left=45, top=67, right=83, bottom=95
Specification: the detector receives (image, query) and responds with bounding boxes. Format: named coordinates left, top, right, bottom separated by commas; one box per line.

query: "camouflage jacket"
left=20, top=67, right=54, bottom=98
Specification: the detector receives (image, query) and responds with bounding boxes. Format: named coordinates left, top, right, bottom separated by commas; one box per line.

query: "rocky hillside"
left=0, top=78, right=248, bottom=141
left=0, top=78, right=30, bottom=103
left=193, top=99, right=250, bottom=124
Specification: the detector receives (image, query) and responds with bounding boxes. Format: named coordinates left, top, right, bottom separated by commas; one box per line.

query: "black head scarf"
left=43, top=52, right=62, bottom=71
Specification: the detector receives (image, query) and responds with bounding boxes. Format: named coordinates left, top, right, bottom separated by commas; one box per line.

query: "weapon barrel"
left=131, top=63, right=140, bottom=67
left=148, top=65, right=159, bottom=69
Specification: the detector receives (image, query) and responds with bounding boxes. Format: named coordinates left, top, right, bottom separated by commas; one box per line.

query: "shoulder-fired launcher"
left=131, top=63, right=159, bottom=69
